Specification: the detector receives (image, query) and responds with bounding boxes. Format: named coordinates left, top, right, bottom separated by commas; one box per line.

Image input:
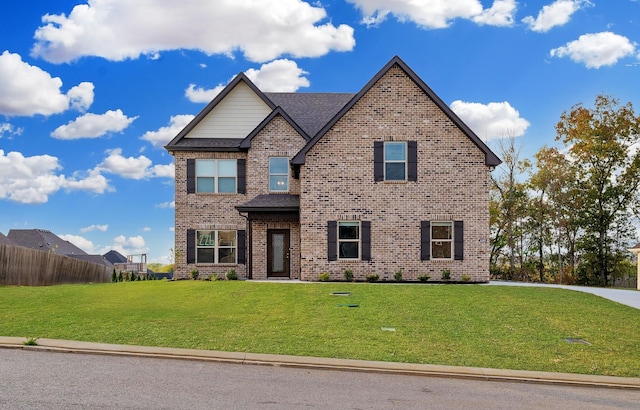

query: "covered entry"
left=236, top=194, right=300, bottom=280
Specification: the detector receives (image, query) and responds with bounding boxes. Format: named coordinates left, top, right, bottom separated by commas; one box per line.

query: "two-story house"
left=165, top=56, right=501, bottom=282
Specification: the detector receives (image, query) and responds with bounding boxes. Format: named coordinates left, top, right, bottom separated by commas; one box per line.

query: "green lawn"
left=1, top=281, right=639, bottom=377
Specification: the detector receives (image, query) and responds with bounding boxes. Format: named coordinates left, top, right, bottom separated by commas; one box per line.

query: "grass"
left=1, top=281, right=639, bottom=377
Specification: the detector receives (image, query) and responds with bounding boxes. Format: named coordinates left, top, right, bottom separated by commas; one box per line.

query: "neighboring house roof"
left=264, top=93, right=354, bottom=137
left=236, top=194, right=300, bottom=212
left=292, top=56, right=502, bottom=167
left=7, top=229, right=88, bottom=255
left=70, top=254, right=113, bottom=267
left=0, top=232, right=12, bottom=245
left=103, top=250, right=128, bottom=264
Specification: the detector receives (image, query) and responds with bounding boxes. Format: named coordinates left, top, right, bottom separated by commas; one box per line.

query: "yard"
left=1, top=280, right=639, bottom=377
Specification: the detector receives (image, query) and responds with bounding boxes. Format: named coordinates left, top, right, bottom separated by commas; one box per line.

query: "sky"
left=1, top=0, right=639, bottom=264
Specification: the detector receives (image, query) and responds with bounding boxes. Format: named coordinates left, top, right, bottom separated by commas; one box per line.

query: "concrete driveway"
left=487, top=281, right=640, bottom=310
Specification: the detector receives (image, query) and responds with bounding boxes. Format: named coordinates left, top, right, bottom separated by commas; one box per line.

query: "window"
left=269, top=157, right=289, bottom=192
left=196, top=230, right=237, bottom=264
left=384, top=142, right=407, bottom=181
left=431, top=222, right=453, bottom=259
left=338, top=221, right=360, bottom=259
left=196, top=159, right=237, bottom=193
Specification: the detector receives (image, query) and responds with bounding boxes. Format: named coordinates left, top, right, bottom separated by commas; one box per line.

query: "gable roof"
left=240, top=106, right=309, bottom=148
left=7, top=229, right=88, bottom=255
left=292, top=56, right=501, bottom=167
left=165, top=72, right=276, bottom=150
left=0, top=232, right=12, bottom=245
left=103, top=249, right=128, bottom=264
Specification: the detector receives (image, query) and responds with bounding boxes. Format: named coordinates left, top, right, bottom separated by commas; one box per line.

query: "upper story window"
left=269, top=157, right=289, bottom=192
left=384, top=142, right=407, bottom=181
left=196, top=159, right=237, bottom=193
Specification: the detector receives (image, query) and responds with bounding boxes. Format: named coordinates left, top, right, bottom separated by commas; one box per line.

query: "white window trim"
left=384, top=141, right=407, bottom=182
left=338, top=221, right=361, bottom=260
left=269, top=157, right=289, bottom=192
left=196, top=159, right=237, bottom=193
left=196, top=230, right=237, bottom=264
left=431, top=221, right=453, bottom=260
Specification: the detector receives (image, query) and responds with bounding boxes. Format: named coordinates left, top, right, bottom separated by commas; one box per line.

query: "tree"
left=556, top=95, right=640, bottom=285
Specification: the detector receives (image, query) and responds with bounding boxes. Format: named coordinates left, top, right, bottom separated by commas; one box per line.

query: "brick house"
left=165, top=56, right=500, bottom=282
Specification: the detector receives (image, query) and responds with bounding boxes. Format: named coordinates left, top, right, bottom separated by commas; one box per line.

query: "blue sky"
left=1, top=0, right=639, bottom=263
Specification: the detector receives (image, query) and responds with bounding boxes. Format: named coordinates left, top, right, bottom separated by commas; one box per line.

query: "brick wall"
left=298, top=65, right=491, bottom=282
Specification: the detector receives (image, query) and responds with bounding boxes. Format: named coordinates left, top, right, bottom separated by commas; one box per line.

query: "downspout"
left=238, top=211, right=251, bottom=279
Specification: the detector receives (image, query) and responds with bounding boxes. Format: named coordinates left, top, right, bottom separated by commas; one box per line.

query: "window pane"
left=432, top=223, right=452, bottom=240
left=196, top=160, right=215, bottom=177
left=218, top=160, right=236, bottom=177
left=197, top=248, right=215, bottom=263
left=218, top=177, right=236, bottom=193
left=432, top=242, right=452, bottom=259
left=269, top=157, right=289, bottom=174
left=339, top=242, right=359, bottom=259
left=197, top=177, right=215, bottom=193
left=218, top=231, right=236, bottom=247
left=385, top=142, right=406, bottom=161
left=218, top=248, right=236, bottom=264
left=385, top=163, right=406, bottom=180
left=339, top=222, right=359, bottom=239
left=270, top=175, right=288, bottom=191
left=197, top=231, right=215, bottom=247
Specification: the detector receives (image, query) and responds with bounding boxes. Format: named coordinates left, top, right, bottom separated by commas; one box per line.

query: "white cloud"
left=51, top=109, right=138, bottom=139
left=185, top=84, right=225, bottom=103
left=0, top=149, right=110, bottom=204
left=186, top=59, right=311, bottom=104
left=550, top=32, right=636, bottom=68
left=347, top=0, right=516, bottom=28
left=0, top=123, right=24, bottom=139
left=450, top=100, right=530, bottom=140
left=63, top=168, right=111, bottom=194
left=522, top=0, right=591, bottom=33
left=31, top=1, right=355, bottom=63
left=100, top=235, right=149, bottom=256
left=0, top=51, right=94, bottom=116
left=473, top=0, right=517, bottom=26
left=98, top=148, right=174, bottom=179
left=80, top=224, right=109, bottom=233
left=141, top=115, right=195, bottom=147
left=142, top=227, right=151, bottom=232
left=59, top=234, right=96, bottom=254
left=157, top=201, right=175, bottom=209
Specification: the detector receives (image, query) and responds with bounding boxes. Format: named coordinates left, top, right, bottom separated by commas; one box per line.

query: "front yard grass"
left=1, top=281, right=639, bottom=377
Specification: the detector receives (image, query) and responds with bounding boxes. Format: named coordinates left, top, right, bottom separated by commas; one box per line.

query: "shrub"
left=111, top=268, right=117, bottom=283
left=226, top=269, right=238, bottom=280
left=441, top=269, right=451, bottom=280
left=344, top=268, right=354, bottom=282
left=365, top=273, right=379, bottom=283
left=318, top=272, right=330, bottom=282
left=190, top=269, right=199, bottom=280
left=117, top=271, right=123, bottom=282
left=417, top=274, right=430, bottom=282
left=461, top=274, right=471, bottom=282
left=394, top=268, right=403, bottom=282
left=209, top=274, right=219, bottom=281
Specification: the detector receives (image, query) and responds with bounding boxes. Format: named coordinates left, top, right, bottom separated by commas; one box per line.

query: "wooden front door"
left=267, top=229, right=290, bottom=278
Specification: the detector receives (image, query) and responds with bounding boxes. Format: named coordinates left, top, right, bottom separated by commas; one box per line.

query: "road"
left=1, top=349, right=638, bottom=409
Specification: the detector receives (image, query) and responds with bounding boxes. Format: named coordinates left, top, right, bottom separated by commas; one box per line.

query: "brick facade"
left=167, top=57, right=498, bottom=282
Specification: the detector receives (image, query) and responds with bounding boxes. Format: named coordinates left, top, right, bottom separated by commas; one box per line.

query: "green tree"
left=556, top=95, right=640, bottom=285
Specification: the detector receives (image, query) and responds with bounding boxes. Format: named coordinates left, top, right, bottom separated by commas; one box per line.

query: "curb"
left=2, top=337, right=640, bottom=390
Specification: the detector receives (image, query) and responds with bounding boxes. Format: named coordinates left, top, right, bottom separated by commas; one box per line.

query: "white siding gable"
left=186, top=82, right=272, bottom=139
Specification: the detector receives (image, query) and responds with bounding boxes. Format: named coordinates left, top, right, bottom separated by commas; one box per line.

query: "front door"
left=267, top=229, right=290, bottom=278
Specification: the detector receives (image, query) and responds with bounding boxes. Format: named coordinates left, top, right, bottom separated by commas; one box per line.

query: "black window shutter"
left=420, top=221, right=430, bottom=260
left=361, top=221, right=371, bottom=261
left=237, top=230, right=246, bottom=264
left=237, top=159, right=246, bottom=194
left=454, top=221, right=464, bottom=260
left=373, top=141, right=384, bottom=182
left=408, top=141, right=417, bottom=182
left=186, top=229, right=196, bottom=263
left=186, top=159, right=196, bottom=193
left=327, top=221, right=337, bottom=261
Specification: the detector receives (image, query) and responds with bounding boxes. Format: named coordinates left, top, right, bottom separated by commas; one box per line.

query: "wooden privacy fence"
left=0, top=244, right=111, bottom=286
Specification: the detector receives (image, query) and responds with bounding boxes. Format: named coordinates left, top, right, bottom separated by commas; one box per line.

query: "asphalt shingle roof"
left=0, top=232, right=13, bottom=245
left=7, top=229, right=88, bottom=255
left=236, top=194, right=300, bottom=212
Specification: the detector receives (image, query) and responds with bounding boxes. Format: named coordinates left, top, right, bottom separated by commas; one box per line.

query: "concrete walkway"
left=1, top=337, right=639, bottom=390
left=487, top=281, right=640, bottom=310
